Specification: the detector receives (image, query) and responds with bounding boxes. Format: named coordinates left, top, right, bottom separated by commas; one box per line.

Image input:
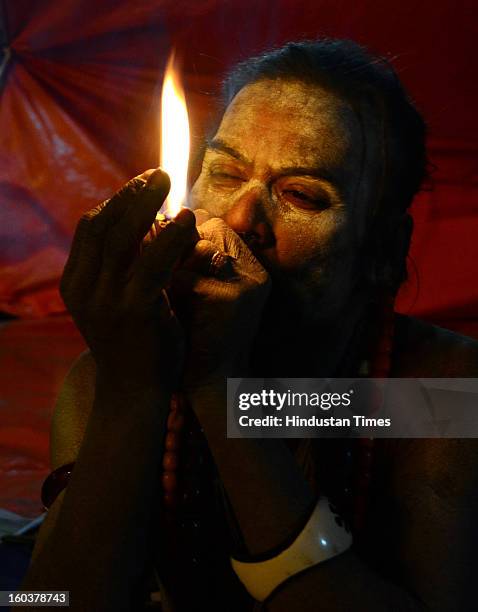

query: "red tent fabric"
left=0, top=316, right=85, bottom=516
left=1, top=0, right=477, bottom=334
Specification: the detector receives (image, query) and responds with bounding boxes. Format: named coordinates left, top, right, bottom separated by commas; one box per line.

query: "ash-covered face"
left=190, top=79, right=370, bottom=322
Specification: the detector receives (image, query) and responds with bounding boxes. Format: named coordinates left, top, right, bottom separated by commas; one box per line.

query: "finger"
left=143, top=208, right=200, bottom=248
left=61, top=204, right=106, bottom=307
left=198, top=218, right=268, bottom=281
left=181, top=239, right=235, bottom=278
left=62, top=170, right=160, bottom=302
left=101, top=169, right=171, bottom=274
left=126, top=210, right=198, bottom=299
left=78, top=169, right=157, bottom=244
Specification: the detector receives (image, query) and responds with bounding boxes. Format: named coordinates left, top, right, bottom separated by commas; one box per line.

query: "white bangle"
left=230, top=497, right=352, bottom=602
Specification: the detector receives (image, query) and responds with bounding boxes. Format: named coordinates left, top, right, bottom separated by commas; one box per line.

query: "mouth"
left=237, top=231, right=258, bottom=247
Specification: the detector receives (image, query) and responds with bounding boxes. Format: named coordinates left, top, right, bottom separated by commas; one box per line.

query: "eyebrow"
left=206, top=138, right=339, bottom=185
left=206, top=138, right=251, bottom=165
left=277, top=166, right=338, bottom=184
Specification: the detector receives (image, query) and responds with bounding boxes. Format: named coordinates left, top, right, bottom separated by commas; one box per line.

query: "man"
left=23, top=39, right=478, bottom=611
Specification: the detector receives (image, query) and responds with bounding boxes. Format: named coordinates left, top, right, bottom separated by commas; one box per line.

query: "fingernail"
left=174, top=208, right=196, bottom=230
left=145, top=169, right=171, bottom=192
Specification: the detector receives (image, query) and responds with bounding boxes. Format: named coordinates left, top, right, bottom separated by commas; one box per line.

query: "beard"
left=246, top=255, right=366, bottom=377
left=248, top=272, right=330, bottom=377
left=254, top=252, right=344, bottom=324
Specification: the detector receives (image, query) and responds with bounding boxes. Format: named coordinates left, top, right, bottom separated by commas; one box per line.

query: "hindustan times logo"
left=238, top=389, right=353, bottom=411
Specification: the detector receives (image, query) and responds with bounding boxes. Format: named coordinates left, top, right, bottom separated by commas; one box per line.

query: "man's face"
left=190, top=79, right=370, bottom=322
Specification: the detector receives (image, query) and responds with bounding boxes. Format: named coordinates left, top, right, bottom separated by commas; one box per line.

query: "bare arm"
left=22, top=170, right=197, bottom=611
left=24, top=356, right=169, bottom=611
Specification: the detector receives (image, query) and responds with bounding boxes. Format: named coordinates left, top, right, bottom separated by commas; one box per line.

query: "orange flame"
left=160, top=52, right=190, bottom=217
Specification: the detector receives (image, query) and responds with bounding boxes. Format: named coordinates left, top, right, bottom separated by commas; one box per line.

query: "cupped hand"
left=170, top=215, right=271, bottom=391
left=60, top=169, right=197, bottom=387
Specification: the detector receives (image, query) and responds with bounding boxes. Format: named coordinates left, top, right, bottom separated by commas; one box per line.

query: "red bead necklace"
left=352, top=294, right=395, bottom=532
left=161, top=393, right=185, bottom=510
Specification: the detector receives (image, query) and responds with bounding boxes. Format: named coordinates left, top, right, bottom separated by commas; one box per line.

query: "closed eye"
left=280, top=188, right=330, bottom=211
left=211, top=171, right=244, bottom=180
left=207, top=166, right=246, bottom=190
left=285, top=189, right=313, bottom=201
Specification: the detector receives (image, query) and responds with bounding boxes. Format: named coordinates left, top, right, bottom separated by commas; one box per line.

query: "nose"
left=223, top=186, right=275, bottom=249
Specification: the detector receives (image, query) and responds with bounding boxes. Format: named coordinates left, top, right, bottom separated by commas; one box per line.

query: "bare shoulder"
left=391, top=314, right=478, bottom=376
left=372, top=316, right=478, bottom=606
left=50, top=350, right=97, bottom=467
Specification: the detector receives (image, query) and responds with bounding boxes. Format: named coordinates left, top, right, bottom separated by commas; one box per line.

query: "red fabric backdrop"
left=1, top=0, right=477, bottom=334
